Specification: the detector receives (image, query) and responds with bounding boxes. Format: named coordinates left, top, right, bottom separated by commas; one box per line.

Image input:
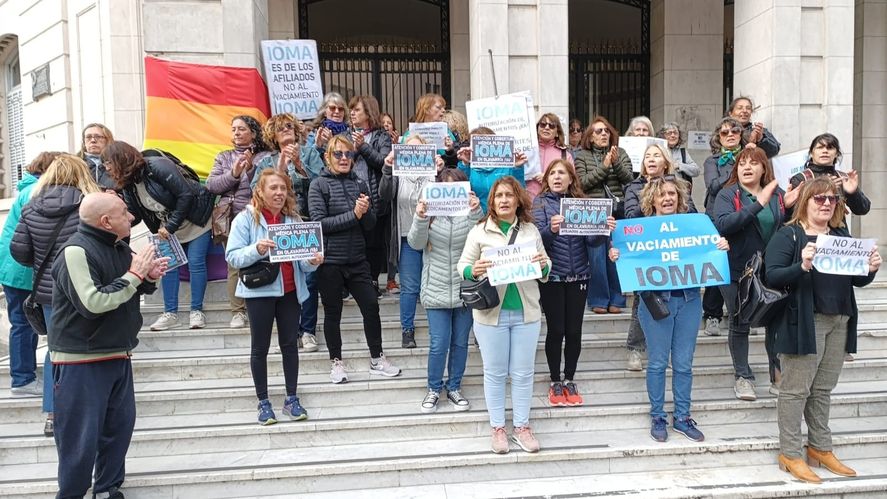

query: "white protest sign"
left=392, top=144, right=437, bottom=177
left=408, top=122, right=449, bottom=149
left=812, top=234, right=874, bottom=276
left=471, top=135, right=515, bottom=168
left=771, top=149, right=809, bottom=190
left=618, top=137, right=670, bottom=173
left=465, top=92, right=541, bottom=176
left=261, top=40, right=323, bottom=119
left=559, top=198, right=613, bottom=236
left=482, top=241, right=542, bottom=286
left=268, top=222, right=323, bottom=263
left=423, top=181, right=471, bottom=216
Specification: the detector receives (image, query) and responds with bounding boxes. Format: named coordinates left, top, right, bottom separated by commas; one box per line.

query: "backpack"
left=142, top=149, right=201, bottom=185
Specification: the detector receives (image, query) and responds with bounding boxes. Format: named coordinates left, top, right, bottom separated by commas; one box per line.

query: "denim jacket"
left=225, top=206, right=318, bottom=301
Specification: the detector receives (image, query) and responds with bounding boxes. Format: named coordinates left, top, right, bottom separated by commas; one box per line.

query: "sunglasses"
left=331, top=150, right=356, bottom=160
left=592, top=128, right=611, bottom=136
left=276, top=122, right=295, bottom=132
left=538, top=122, right=557, bottom=130
left=719, top=127, right=742, bottom=137
left=569, top=128, right=582, bottom=133
left=328, top=105, right=346, bottom=113
left=812, top=194, right=838, bottom=206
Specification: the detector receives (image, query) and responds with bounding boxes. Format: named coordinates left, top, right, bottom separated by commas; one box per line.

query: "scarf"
left=718, top=147, right=741, bottom=167
left=322, top=119, right=348, bottom=136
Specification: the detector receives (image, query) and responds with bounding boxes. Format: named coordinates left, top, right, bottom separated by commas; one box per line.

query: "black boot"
left=402, top=328, right=416, bottom=348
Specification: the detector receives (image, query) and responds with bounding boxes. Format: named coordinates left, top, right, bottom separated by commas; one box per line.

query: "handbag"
left=238, top=259, right=280, bottom=289
left=639, top=291, right=670, bottom=320
left=602, top=184, right=625, bottom=219
left=211, top=196, right=235, bottom=244
left=24, top=214, right=70, bottom=335
left=736, top=251, right=789, bottom=328
left=460, top=224, right=520, bottom=310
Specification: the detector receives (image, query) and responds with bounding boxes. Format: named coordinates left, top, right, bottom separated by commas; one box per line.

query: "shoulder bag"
left=24, top=215, right=70, bottom=335
left=602, top=184, right=625, bottom=220
left=211, top=195, right=235, bottom=244
left=460, top=224, right=520, bottom=310
left=736, top=250, right=789, bottom=328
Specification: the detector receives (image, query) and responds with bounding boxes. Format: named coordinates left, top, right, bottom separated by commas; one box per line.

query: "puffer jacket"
left=122, top=156, right=213, bottom=234
left=531, top=192, right=604, bottom=281
left=703, top=153, right=735, bottom=210
left=624, top=176, right=698, bottom=219
left=574, top=145, right=634, bottom=200
left=0, top=174, right=39, bottom=290
left=307, top=167, right=376, bottom=265
left=352, top=128, right=392, bottom=218
left=407, top=206, right=483, bottom=309
left=10, top=185, right=84, bottom=304
left=206, top=149, right=271, bottom=215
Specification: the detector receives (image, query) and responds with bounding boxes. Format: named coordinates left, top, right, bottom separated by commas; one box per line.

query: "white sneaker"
left=150, top=312, right=179, bottom=331
left=627, top=350, right=643, bottom=371
left=229, top=312, right=247, bottom=328
left=302, top=334, right=319, bottom=353
left=369, top=353, right=402, bottom=377
left=189, top=310, right=207, bottom=329
left=734, top=377, right=757, bottom=401
left=704, top=317, right=721, bottom=336
left=10, top=379, right=42, bottom=398
left=330, top=359, right=348, bottom=384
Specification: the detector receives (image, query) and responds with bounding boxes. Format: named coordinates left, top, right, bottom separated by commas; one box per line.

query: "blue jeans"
left=4, top=285, right=38, bottom=387
left=398, top=237, right=423, bottom=331
left=638, top=291, right=701, bottom=421
left=42, top=305, right=54, bottom=413
left=161, top=231, right=211, bottom=313
left=299, top=270, right=318, bottom=335
left=586, top=244, right=626, bottom=309
left=473, top=309, right=541, bottom=428
left=426, top=307, right=472, bottom=392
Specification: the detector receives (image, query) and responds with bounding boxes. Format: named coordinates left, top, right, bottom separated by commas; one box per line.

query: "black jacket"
left=764, top=224, right=876, bottom=355
left=122, top=156, right=213, bottom=234
left=10, top=185, right=84, bottom=305
left=531, top=192, right=603, bottom=280
left=83, top=154, right=119, bottom=192
left=352, top=128, right=392, bottom=217
left=308, top=167, right=376, bottom=265
left=49, top=223, right=155, bottom=354
left=623, top=176, right=698, bottom=219
left=789, top=163, right=871, bottom=216
left=703, top=154, right=735, bottom=209
left=742, top=123, right=781, bottom=158
left=712, top=183, right=787, bottom=281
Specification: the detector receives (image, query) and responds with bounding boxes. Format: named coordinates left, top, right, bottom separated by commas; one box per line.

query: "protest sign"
left=392, top=144, right=437, bottom=177
left=268, top=222, right=323, bottom=263
left=611, top=214, right=729, bottom=292
left=139, top=233, right=188, bottom=272
left=618, top=136, right=670, bottom=173
left=260, top=40, right=323, bottom=119
left=471, top=135, right=515, bottom=168
left=408, top=122, right=449, bottom=149
left=482, top=241, right=542, bottom=286
left=465, top=92, right=541, bottom=176
left=812, top=234, right=874, bottom=276
left=559, top=198, right=613, bottom=236
left=423, top=181, right=471, bottom=216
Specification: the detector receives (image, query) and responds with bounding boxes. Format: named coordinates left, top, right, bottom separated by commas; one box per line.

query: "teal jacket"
left=0, top=174, right=39, bottom=290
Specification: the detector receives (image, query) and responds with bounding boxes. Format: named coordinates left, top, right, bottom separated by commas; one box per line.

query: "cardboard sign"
left=423, top=181, right=471, bottom=217
left=260, top=40, right=323, bottom=119
left=559, top=198, right=613, bottom=236
left=147, top=233, right=188, bottom=272
left=813, top=234, right=874, bottom=276
left=392, top=144, right=437, bottom=177
left=611, top=214, right=729, bottom=292
left=268, top=222, right=323, bottom=263
left=482, top=241, right=542, bottom=286
left=408, top=122, right=449, bottom=149
left=618, top=136, right=670, bottom=173
left=465, top=92, right=541, bottom=177
left=470, top=135, right=515, bottom=169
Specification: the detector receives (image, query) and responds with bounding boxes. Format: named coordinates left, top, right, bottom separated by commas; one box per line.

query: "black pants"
left=540, top=280, right=588, bottom=382
left=720, top=282, right=781, bottom=382
left=702, top=285, right=724, bottom=320
left=245, top=291, right=301, bottom=401
left=365, top=215, right=389, bottom=284
left=317, top=261, right=383, bottom=360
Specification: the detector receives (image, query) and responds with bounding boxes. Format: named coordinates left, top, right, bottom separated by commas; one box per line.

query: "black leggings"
left=245, top=291, right=301, bottom=401
left=316, top=261, right=383, bottom=360
left=703, top=285, right=724, bottom=319
left=540, top=280, right=589, bottom=382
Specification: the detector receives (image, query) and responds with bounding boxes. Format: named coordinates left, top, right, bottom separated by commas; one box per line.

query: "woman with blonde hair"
left=625, top=116, right=654, bottom=137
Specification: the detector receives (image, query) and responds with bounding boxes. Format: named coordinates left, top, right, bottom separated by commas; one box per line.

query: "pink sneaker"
left=491, top=427, right=510, bottom=454
left=511, top=426, right=540, bottom=453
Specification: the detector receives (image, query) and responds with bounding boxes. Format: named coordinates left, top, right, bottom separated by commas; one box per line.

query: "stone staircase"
left=2, top=280, right=887, bottom=498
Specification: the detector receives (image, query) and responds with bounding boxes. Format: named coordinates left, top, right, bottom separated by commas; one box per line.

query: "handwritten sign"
left=268, top=222, right=323, bottom=263
left=612, top=214, right=729, bottom=292
left=813, top=234, right=874, bottom=276
left=423, top=181, right=471, bottom=216
left=465, top=92, right=541, bottom=177
left=483, top=241, right=542, bottom=286
left=261, top=40, right=323, bottom=119
left=471, top=135, right=515, bottom=169
left=392, top=144, right=437, bottom=177
left=408, top=122, right=449, bottom=149
left=618, top=136, right=670, bottom=173
left=559, top=198, right=613, bottom=236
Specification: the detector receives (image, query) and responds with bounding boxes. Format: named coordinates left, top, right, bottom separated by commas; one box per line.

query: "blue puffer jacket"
left=531, top=191, right=605, bottom=281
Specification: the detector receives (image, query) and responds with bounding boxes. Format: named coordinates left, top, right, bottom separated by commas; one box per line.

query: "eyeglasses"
left=812, top=194, right=838, bottom=206
left=569, top=128, right=582, bottom=133
left=276, top=122, right=295, bottom=132
left=85, top=134, right=107, bottom=141
left=663, top=130, right=679, bottom=137
left=328, top=105, right=346, bottom=113
left=592, top=128, right=610, bottom=136
left=538, top=122, right=557, bottom=130
left=719, top=127, right=742, bottom=137
left=331, top=150, right=356, bottom=160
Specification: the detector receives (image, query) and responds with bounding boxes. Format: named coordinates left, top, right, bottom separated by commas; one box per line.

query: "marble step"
left=1, top=416, right=884, bottom=498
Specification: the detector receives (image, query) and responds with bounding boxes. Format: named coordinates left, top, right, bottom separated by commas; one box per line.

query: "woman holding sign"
left=226, top=170, right=323, bottom=425
left=458, top=176, right=551, bottom=454
left=764, top=177, right=881, bottom=483
left=609, top=176, right=729, bottom=443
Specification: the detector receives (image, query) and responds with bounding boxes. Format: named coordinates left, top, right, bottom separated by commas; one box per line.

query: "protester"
left=49, top=192, right=167, bottom=499
left=533, top=159, right=613, bottom=407
left=308, top=135, right=402, bottom=383
left=408, top=168, right=481, bottom=413
left=658, top=122, right=701, bottom=185
left=568, top=119, right=583, bottom=151
left=254, top=113, right=324, bottom=215
left=206, top=115, right=271, bottom=329
left=458, top=176, right=551, bottom=454
left=610, top=176, right=729, bottom=443
left=226, top=170, right=322, bottom=425
left=400, top=93, right=457, bottom=166
left=103, top=141, right=214, bottom=331
left=442, top=109, right=470, bottom=148
left=789, top=133, right=870, bottom=217
left=531, top=113, right=573, bottom=201
left=457, top=127, right=528, bottom=213
left=381, top=112, right=400, bottom=145
left=728, top=96, right=781, bottom=158
left=380, top=135, right=445, bottom=348
left=624, top=116, right=654, bottom=137
left=575, top=116, right=633, bottom=315
left=308, top=92, right=350, bottom=155
left=765, top=177, right=880, bottom=483
left=77, top=123, right=116, bottom=191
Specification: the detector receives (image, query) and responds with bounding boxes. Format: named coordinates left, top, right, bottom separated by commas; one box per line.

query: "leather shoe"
left=608, top=305, right=622, bottom=314
left=591, top=307, right=608, bottom=314
left=807, top=447, right=857, bottom=477
left=778, top=454, right=822, bottom=484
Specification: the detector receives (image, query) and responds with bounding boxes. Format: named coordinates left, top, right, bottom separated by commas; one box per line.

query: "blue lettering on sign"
left=275, top=232, right=320, bottom=250
left=565, top=209, right=607, bottom=224
left=275, top=100, right=319, bottom=115
left=816, top=257, right=866, bottom=274
left=426, top=185, right=468, bottom=199
left=265, top=44, right=314, bottom=61
left=397, top=152, right=434, bottom=167
left=490, top=263, right=538, bottom=282
left=475, top=142, right=513, bottom=158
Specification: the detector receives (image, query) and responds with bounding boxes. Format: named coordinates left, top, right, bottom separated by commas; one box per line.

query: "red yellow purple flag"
left=143, top=56, right=271, bottom=179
